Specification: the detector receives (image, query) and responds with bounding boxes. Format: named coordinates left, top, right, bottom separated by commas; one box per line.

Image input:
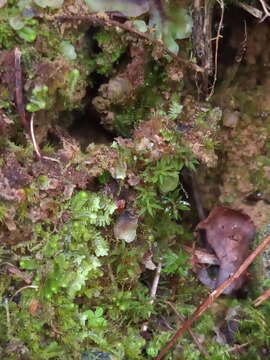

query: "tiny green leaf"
left=9, top=16, right=25, bottom=30
left=17, top=26, right=36, bottom=42
left=85, top=0, right=149, bottom=17
left=95, top=307, right=104, bottom=317
left=26, top=85, right=49, bottom=112
left=159, top=174, right=179, bottom=193
left=68, top=69, right=80, bottom=93
left=132, top=20, right=148, bottom=33
left=60, top=41, right=77, bottom=60
left=20, top=257, right=38, bottom=270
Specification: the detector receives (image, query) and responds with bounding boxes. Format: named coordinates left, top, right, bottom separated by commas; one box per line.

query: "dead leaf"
left=29, top=298, right=39, bottom=315
left=196, top=206, right=255, bottom=294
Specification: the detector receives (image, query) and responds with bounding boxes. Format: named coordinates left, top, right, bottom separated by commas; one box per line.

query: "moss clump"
left=1, top=1, right=270, bottom=359
left=91, top=30, right=127, bottom=76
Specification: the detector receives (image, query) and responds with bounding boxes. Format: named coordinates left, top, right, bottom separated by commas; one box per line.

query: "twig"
left=141, top=262, right=162, bottom=333
left=235, top=1, right=263, bottom=18
left=253, top=287, right=270, bottom=307
left=30, top=113, right=60, bottom=163
left=4, top=298, right=11, bottom=338
left=54, top=14, right=203, bottom=73
left=228, top=342, right=250, bottom=353
left=42, top=155, right=61, bottom=164
left=107, top=264, right=117, bottom=288
left=192, top=0, right=215, bottom=97
left=155, top=233, right=270, bottom=360
left=11, top=285, right=38, bottom=300
left=14, top=48, right=29, bottom=133
left=207, top=0, right=224, bottom=100
left=165, top=301, right=209, bottom=357
left=150, top=262, right=162, bottom=301
left=258, top=0, right=270, bottom=18
left=0, top=261, right=18, bottom=268
left=1, top=262, right=32, bottom=283
left=30, top=113, right=42, bottom=158
left=7, top=265, right=32, bottom=285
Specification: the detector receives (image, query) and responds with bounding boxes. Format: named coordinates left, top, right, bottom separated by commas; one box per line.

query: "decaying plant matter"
left=196, top=206, right=255, bottom=295
left=1, top=0, right=270, bottom=359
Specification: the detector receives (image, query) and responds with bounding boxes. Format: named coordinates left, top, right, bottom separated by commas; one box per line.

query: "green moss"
left=0, top=189, right=151, bottom=358
left=1, top=2, right=270, bottom=358
left=114, top=65, right=166, bottom=136
left=37, top=23, right=62, bottom=58
left=235, top=304, right=270, bottom=359
left=250, top=155, right=270, bottom=192
left=92, top=30, right=127, bottom=75
left=0, top=204, right=7, bottom=223
left=235, top=93, right=258, bottom=116
left=0, top=20, right=15, bottom=49
left=114, top=106, right=145, bottom=137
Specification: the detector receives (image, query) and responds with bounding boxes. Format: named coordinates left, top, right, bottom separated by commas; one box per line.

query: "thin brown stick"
left=107, top=264, right=117, bottom=290
left=228, top=342, right=250, bottom=353
left=7, top=265, right=32, bottom=285
left=42, top=155, right=61, bottom=164
left=165, top=301, right=208, bottom=357
left=207, top=0, right=224, bottom=100
left=253, top=287, right=270, bottom=307
left=1, top=262, right=31, bottom=284
left=54, top=14, right=203, bottom=73
left=14, top=48, right=29, bottom=133
left=155, top=233, right=270, bottom=360
left=4, top=298, right=11, bottom=338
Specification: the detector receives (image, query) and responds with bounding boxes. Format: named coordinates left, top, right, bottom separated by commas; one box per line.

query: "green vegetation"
left=0, top=0, right=270, bottom=359
left=26, top=85, right=50, bottom=112
left=92, top=30, right=127, bottom=76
